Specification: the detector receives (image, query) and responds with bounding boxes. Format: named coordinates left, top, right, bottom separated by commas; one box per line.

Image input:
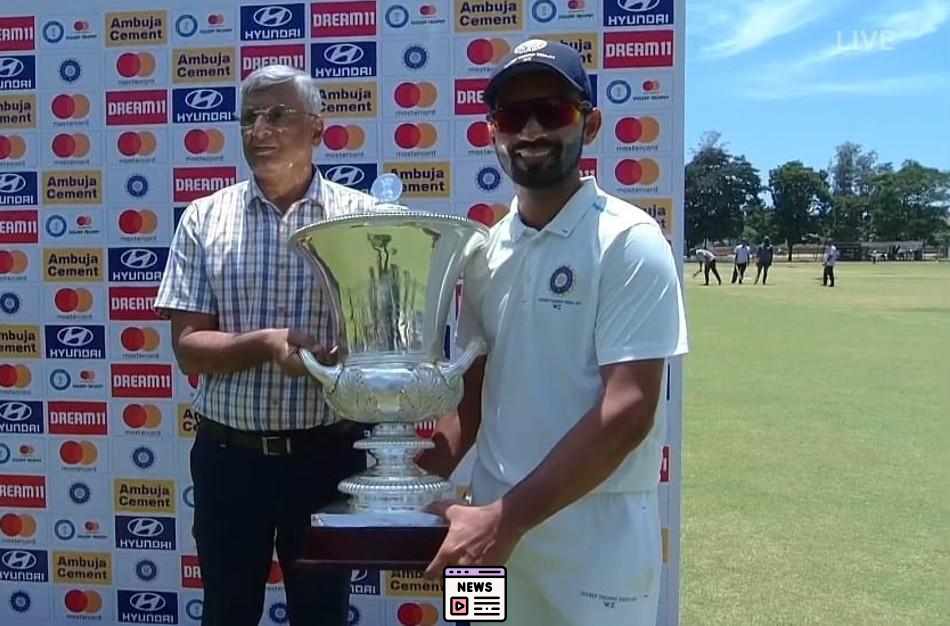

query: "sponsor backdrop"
left=0, top=0, right=684, bottom=624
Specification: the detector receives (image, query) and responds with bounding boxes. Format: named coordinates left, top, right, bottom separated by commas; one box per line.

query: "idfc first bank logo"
left=241, top=4, right=306, bottom=41
left=604, top=0, right=673, bottom=27
left=172, top=87, right=236, bottom=124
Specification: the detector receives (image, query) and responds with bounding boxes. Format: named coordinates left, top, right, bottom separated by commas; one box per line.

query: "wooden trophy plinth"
left=299, top=505, right=448, bottom=570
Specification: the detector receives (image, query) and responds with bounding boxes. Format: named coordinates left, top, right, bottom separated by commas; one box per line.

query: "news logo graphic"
left=443, top=567, right=506, bottom=621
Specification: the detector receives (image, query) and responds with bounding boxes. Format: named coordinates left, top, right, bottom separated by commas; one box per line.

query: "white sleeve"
left=595, top=223, right=688, bottom=365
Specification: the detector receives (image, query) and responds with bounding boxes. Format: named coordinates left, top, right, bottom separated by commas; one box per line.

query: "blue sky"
left=685, top=0, right=950, bottom=178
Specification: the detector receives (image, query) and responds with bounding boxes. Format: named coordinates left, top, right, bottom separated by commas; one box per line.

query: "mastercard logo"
left=466, top=121, right=492, bottom=148
left=84, top=520, right=100, bottom=532
left=642, top=80, right=661, bottom=92
left=121, top=326, right=160, bottom=352
left=418, top=4, right=437, bottom=16
left=394, top=82, right=438, bottom=109
left=184, top=128, right=224, bottom=155
left=321, top=124, right=366, bottom=152
left=394, top=123, right=437, bottom=150
left=116, top=52, right=156, bottom=78
left=467, top=38, right=510, bottom=65
left=72, top=21, right=91, bottom=33
left=65, top=590, right=102, bottom=615
left=60, top=440, right=98, bottom=466
left=0, top=135, right=26, bottom=160
left=51, top=94, right=91, bottom=120
left=397, top=602, right=439, bottom=626
left=119, top=209, right=158, bottom=235
left=51, top=133, right=90, bottom=158
left=18, top=444, right=35, bottom=456
left=0, top=512, right=37, bottom=538
left=468, top=202, right=508, bottom=227
left=615, top=158, right=661, bottom=186
left=117, top=131, right=157, bottom=157
left=615, top=116, right=660, bottom=144
left=122, top=403, right=162, bottom=429
left=0, top=250, right=29, bottom=275
left=207, top=14, right=225, bottom=25
left=55, top=287, right=94, bottom=313
left=0, top=364, right=31, bottom=388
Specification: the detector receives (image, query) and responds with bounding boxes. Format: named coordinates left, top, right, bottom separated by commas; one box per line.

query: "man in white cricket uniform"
left=419, top=41, right=688, bottom=626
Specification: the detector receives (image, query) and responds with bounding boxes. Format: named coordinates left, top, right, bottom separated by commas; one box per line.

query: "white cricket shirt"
left=457, top=177, right=688, bottom=494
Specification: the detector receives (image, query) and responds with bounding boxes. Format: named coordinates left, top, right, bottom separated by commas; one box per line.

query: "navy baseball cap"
left=483, top=40, right=592, bottom=109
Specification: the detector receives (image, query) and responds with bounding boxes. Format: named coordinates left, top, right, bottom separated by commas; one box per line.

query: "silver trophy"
left=290, top=174, right=488, bottom=517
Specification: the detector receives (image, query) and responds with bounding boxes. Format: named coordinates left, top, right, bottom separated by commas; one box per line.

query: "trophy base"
left=301, top=506, right=448, bottom=569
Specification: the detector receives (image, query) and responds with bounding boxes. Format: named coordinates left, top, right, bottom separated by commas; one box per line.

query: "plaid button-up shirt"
left=154, top=168, right=376, bottom=431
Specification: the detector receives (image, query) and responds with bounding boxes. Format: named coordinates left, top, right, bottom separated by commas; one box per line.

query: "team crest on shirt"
left=549, top=265, right=574, bottom=295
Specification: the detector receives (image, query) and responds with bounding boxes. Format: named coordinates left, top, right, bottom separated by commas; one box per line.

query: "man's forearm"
left=176, top=328, right=277, bottom=375
left=501, top=368, right=661, bottom=534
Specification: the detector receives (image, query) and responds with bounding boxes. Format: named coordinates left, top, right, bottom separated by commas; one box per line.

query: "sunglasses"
left=240, top=105, right=316, bottom=130
left=488, top=99, right=591, bottom=134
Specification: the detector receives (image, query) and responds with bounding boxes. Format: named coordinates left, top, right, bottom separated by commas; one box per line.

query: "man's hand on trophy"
left=422, top=499, right=523, bottom=580
left=270, top=329, right=337, bottom=377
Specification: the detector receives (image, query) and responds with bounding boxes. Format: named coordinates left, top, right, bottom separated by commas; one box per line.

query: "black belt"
left=196, top=415, right=365, bottom=457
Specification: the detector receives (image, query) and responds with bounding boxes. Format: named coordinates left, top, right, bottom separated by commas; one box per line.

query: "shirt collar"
left=509, top=176, right=601, bottom=242
left=245, top=165, right=323, bottom=213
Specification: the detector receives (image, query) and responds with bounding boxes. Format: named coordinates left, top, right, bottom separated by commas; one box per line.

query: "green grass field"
left=680, top=262, right=950, bottom=626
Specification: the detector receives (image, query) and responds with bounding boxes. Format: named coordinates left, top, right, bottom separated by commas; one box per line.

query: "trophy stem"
left=338, top=423, right=452, bottom=513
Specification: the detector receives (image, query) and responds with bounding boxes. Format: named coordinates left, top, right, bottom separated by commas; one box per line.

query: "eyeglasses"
left=240, top=105, right=316, bottom=130
left=488, top=99, right=591, bottom=134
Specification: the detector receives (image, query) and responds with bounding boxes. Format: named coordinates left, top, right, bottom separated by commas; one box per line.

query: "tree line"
left=685, top=132, right=950, bottom=260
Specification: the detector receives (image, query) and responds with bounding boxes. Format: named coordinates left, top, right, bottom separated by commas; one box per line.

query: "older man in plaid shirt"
left=154, top=65, right=375, bottom=626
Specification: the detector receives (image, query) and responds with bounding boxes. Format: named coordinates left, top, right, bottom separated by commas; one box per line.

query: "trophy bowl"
left=289, top=189, right=488, bottom=566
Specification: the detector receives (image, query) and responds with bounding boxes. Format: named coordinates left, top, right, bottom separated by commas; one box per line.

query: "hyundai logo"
left=350, top=569, right=368, bottom=582
left=618, top=0, right=662, bottom=12
left=128, top=517, right=164, bottom=538
left=324, top=165, right=365, bottom=186
left=57, top=326, right=94, bottom=347
left=253, top=6, right=293, bottom=28
left=0, top=401, right=32, bottom=422
left=120, top=249, right=159, bottom=269
left=324, top=43, right=364, bottom=65
left=184, top=89, right=224, bottom=110
left=129, top=592, right=166, bottom=612
left=1, top=550, right=37, bottom=570
left=0, top=58, right=25, bottom=79
left=0, top=174, right=27, bottom=194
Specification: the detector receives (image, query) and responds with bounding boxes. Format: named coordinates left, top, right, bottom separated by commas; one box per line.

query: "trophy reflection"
left=289, top=174, right=487, bottom=565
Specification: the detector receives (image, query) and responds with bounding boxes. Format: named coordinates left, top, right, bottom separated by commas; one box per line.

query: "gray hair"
left=240, top=65, right=322, bottom=114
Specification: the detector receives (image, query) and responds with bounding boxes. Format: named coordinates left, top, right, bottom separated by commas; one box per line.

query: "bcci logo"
left=549, top=265, right=574, bottom=294
left=403, top=45, right=428, bottom=70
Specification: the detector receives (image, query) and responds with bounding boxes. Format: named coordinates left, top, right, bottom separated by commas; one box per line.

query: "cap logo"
left=512, top=39, right=548, bottom=54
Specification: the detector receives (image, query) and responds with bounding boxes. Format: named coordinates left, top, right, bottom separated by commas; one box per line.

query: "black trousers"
left=704, top=260, right=721, bottom=285
left=755, top=262, right=771, bottom=284
left=823, top=265, right=835, bottom=286
left=191, top=421, right=367, bottom=626
left=732, top=262, right=748, bottom=283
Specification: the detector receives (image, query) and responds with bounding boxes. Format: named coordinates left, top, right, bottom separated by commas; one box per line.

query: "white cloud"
left=744, top=73, right=950, bottom=99
left=698, top=0, right=834, bottom=59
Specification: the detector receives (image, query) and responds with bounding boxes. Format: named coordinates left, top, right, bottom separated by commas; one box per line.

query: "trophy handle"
left=298, top=348, right=343, bottom=391
left=438, top=337, right=487, bottom=381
